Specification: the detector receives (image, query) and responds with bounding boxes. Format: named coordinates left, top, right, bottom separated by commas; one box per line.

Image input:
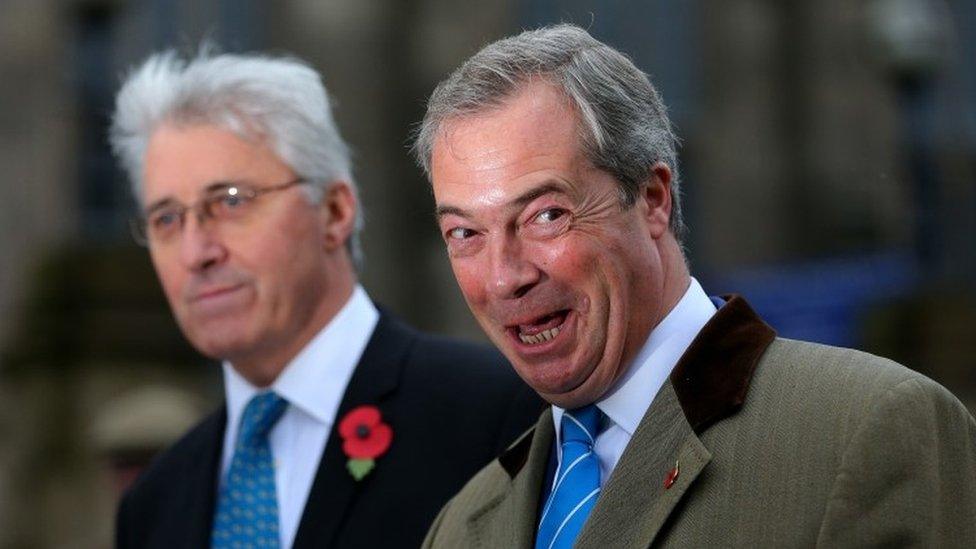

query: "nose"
left=178, top=213, right=227, bottom=272
left=487, top=234, right=541, bottom=299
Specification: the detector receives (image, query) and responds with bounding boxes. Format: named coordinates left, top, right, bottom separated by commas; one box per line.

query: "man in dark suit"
left=414, top=24, right=976, bottom=547
left=109, top=49, right=540, bottom=548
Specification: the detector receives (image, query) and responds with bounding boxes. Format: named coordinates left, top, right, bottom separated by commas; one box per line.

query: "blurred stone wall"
left=0, top=0, right=972, bottom=547
left=0, top=3, right=77, bottom=545
left=0, top=3, right=76, bottom=359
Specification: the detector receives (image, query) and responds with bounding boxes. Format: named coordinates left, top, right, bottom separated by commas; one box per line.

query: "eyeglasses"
left=132, top=177, right=308, bottom=246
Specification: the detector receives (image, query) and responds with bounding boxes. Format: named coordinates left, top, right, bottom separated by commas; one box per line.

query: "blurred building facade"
left=0, top=0, right=973, bottom=546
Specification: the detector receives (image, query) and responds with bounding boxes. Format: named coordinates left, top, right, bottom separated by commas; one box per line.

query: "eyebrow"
left=434, top=181, right=566, bottom=221
left=144, top=198, right=177, bottom=216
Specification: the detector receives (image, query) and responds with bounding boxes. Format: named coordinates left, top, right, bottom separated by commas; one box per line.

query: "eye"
left=209, top=187, right=253, bottom=217
left=221, top=187, right=251, bottom=208
left=222, top=194, right=244, bottom=207
left=446, top=227, right=476, bottom=240
left=442, top=225, right=483, bottom=257
left=149, top=210, right=181, bottom=230
left=532, top=208, right=567, bottom=224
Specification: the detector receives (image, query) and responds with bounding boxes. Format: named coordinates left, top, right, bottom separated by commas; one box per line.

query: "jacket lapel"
left=576, top=384, right=711, bottom=548
left=467, top=411, right=554, bottom=548
left=578, top=295, right=775, bottom=548
left=176, top=408, right=225, bottom=547
left=292, top=313, right=410, bottom=549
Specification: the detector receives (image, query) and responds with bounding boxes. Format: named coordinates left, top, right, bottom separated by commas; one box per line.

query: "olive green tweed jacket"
left=423, top=297, right=976, bottom=548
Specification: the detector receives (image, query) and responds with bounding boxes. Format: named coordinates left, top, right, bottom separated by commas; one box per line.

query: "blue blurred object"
left=703, top=252, right=919, bottom=348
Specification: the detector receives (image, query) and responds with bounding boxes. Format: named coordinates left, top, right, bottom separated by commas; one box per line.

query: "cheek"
left=534, top=238, right=597, bottom=285
left=238, top=225, right=299, bottom=279
left=150, top=254, right=183, bottom=303
left=450, top=261, right=486, bottom=304
left=255, top=244, right=308, bottom=306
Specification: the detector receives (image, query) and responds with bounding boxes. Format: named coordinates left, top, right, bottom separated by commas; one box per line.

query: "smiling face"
left=430, top=82, right=686, bottom=408
left=142, top=123, right=357, bottom=386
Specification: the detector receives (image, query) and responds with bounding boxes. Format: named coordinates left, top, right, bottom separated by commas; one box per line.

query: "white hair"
left=109, top=47, right=363, bottom=266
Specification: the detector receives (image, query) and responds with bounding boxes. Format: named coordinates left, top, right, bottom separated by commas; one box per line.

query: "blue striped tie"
left=536, top=405, right=603, bottom=549
left=211, top=392, right=288, bottom=548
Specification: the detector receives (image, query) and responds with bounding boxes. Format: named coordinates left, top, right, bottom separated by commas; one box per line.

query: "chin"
left=541, top=386, right=600, bottom=410
left=551, top=352, right=626, bottom=408
left=517, top=365, right=592, bottom=407
left=188, top=337, right=238, bottom=360
left=183, top=322, right=254, bottom=361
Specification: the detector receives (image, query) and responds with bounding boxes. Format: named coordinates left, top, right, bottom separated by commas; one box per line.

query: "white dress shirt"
left=551, top=278, right=717, bottom=485
left=220, top=285, right=379, bottom=548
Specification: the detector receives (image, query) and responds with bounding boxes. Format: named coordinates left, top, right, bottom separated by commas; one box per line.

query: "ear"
left=639, top=162, right=673, bottom=239
left=317, top=181, right=357, bottom=252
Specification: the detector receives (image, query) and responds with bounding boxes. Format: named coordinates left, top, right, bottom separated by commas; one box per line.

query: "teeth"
left=519, top=326, right=560, bottom=345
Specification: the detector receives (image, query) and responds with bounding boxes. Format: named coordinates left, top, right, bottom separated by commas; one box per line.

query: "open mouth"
left=512, top=310, right=570, bottom=345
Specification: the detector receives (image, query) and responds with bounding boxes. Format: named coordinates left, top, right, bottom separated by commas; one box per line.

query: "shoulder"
left=121, top=407, right=223, bottom=508
left=372, top=312, right=544, bottom=447
left=756, top=337, right=931, bottom=404
left=407, top=331, right=541, bottom=417
left=381, top=313, right=525, bottom=397
left=409, top=331, right=512, bottom=380
left=746, top=337, right=973, bottom=447
left=386, top=310, right=503, bottom=366
left=681, top=337, right=976, bottom=544
left=373, top=311, right=505, bottom=367
left=424, top=429, right=538, bottom=547
left=116, top=408, right=224, bottom=548
left=423, top=461, right=513, bottom=548
left=767, top=343, right=976, bottom=544
left=763, top=337, right=913, bottom=380
left=447, top=457, right=517, bottom=512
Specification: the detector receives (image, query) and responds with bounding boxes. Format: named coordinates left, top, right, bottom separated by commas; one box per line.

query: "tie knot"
left=238, top=392, right=288, bottom=447
left=561, top=405, right=601, bottom=446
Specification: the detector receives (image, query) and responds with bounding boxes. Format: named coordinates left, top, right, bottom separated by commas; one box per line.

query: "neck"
left=618, top=234, right=690, bottom=372
left=657, top=236, right=692, bottom=322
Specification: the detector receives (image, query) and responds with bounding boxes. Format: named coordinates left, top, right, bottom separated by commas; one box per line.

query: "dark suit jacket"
left=116, top=312, right=542, bottom=549
left=424, top=296, right=976, bottom=548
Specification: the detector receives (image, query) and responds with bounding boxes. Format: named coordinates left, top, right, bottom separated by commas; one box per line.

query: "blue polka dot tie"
left=211, top=392, right=288, bottom=548
left=536, top=405, right=603, bottom=549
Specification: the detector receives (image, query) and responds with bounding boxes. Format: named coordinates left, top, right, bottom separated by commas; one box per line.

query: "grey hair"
left=109, top=47, right=363, bottom=268
left=414, top=23, right=685, bottom=238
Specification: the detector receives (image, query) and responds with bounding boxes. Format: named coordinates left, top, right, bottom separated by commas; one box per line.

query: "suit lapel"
left=577, top=295, right=775, bottom=548
left=467, top=412, right=555, bottom=548
left=576, top=383, right=711, bottom=548
left=292, top=313, right=410, bottom=549
left=177, top=409, right=225, bottom=547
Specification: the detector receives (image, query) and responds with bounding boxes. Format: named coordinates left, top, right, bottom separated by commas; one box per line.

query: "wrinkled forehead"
left=432, top=83, right=584, bottom=179
left=429, top=84, right=602, bottom=223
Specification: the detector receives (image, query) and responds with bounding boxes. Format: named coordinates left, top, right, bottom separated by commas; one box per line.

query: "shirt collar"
left=223, top=285, right=380, bottom=431
left=552, top=277, right=717, bottom=438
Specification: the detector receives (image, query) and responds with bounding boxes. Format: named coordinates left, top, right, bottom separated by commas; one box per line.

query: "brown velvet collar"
left=498, top=294, right=776, bottom=478
left=670, top=294, right=776, bottom=433
left=498, top=426, right=537, bottom=479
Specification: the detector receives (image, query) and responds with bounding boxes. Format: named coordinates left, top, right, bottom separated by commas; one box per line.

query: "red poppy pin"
left=338, top=405, right=393, bottom=480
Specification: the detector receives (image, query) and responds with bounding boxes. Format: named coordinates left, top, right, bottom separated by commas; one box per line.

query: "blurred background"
left=0, top=0, right=974, bottom=546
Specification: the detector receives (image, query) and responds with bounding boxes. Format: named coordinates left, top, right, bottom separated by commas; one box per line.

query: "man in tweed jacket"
left=414, top=24, right=976, bottom=548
